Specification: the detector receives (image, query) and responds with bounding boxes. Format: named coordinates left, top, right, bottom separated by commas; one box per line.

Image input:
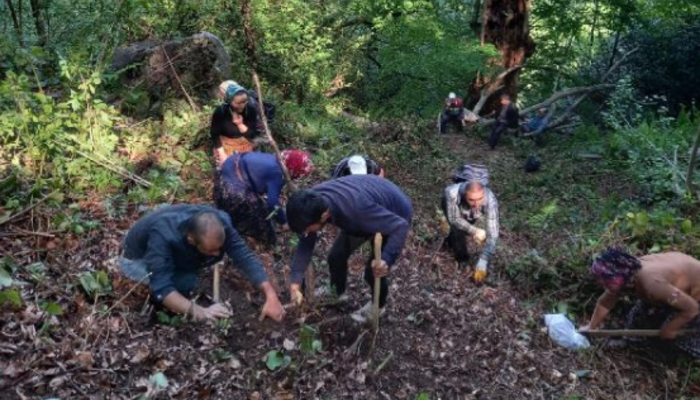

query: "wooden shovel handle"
left=581, top=329, right=697, bottom=338
left=213, top=264, right=221, bottom=303
left=373, top=233, right=383, bottom=326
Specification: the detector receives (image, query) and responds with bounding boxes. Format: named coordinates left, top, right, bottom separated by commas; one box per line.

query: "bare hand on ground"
left=259, top=297, right=285, bottom=322
left=196, top=303, right=232, bottom=321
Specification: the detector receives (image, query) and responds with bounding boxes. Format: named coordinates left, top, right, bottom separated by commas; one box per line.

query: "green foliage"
left=41, top=301, right=64, bottom=316
left=299, top=324, right=323, bottom=354
left=216, top=318, right=233, bottom=335
left=210, top=348, right=234, bottom=363
left=0, top=67, right=122, bottom=194
left=363, top=11, right=496, bottom=116
left=416, top=393, right=430, bottom=400
left=0, top=289, right=23, bottom=308
left=53, top=204, right=101, bottom=235
left=527, top=200, right=560, bottom=230
left=265, top=350, right=292, bottom=371
left=79, top=271, right=112, bottom=298
left=149, top=372, right=169, bottom=390
left=156, top=311, right=182, bottom=326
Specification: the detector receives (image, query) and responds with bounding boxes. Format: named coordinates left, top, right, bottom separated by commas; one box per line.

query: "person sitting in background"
left=215, top=150, right=313, bottom=245
left=488, top=93, right=520, bottom=149
left=119, top=204, right=284, bottom=322
left=521, top=107, right=549, bottom=135
left=442, top=165, right=499, bottom=283
left=285, top=175, right=413, bottom=323
left=581, top=248, right=700, bottom=358
left=440, top=92, right=465, bottom=134
left=210, top=83, right=260, bottom=167
left=331, top=154, right=384, bottom=179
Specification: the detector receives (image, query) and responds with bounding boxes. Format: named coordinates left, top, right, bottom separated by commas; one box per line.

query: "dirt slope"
left=0, top=133, right=691, bottom=400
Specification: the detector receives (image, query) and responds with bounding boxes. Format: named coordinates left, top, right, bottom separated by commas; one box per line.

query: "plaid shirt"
left=444, top=183, right=499, bottom=261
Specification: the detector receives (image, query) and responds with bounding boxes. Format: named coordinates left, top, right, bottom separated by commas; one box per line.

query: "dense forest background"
left=2, top=0, right=700, bottom=398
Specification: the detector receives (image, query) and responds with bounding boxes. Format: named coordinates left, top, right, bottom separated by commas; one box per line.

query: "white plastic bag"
left=544, top=314, right=591, bottom=350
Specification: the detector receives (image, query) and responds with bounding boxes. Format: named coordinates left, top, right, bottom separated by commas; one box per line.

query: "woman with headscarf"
left=214, top=150, right=313, bottom=245
left=210, top=82, right=260, bottom=167
left=581, top=247, right=700, bottom=357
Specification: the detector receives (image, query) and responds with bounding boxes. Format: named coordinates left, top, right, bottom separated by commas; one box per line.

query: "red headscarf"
left=280, top=150, right=314, bottom=179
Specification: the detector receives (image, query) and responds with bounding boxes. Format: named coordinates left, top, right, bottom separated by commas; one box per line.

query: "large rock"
left=109, top=32, right=231, bottom=102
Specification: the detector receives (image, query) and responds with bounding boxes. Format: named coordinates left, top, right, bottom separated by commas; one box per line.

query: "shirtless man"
left=581, top=248, right=700, bottom=355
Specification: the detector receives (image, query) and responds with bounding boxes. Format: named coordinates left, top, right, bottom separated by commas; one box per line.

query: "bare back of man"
left=636, top=252, right=700, bottom=304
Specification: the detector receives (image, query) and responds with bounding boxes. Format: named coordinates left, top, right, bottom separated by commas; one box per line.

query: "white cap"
left=448, top=92, right=456, bottom=99
left=347, top=155, right=368, bottom=175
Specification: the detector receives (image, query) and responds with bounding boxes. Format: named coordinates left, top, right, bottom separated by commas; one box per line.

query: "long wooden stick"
left=250, top=72, right=295, bottom=193
left=213, top=263, right=221, bottom=303
left=0, top=193, right=53, bottom=227
left=373, top=233, right=383, bottom=329
left=582, top=329, right=697, bottom=338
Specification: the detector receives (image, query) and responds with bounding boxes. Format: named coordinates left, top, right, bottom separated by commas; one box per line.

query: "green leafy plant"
left=79, top=270, right=112, bottom=298
left=156, top=311, right=182, bottom=326
left=265, top=350, right=292, bottom=371
left=299, top=324, right=323, bottom=354
left=0, top=289, right=22, bottom=308
left=216, top=317, right=232, bottom=335
left=211, top=348, right=233, bottom=363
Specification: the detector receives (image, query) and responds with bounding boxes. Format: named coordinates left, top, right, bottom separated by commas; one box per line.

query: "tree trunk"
left=482, top=0, right=534, bottom=102
left=468, top=0, right=535, bottom=112
left=470, top=0, right=482, bottom=32
left=4, top=0, right=23, bottom=46
left=29, top=0, right=47, bottom=47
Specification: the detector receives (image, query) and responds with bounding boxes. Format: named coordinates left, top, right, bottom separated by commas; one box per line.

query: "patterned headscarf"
left=280, top=150, right=314, bottom=179
left=590, top=247, right=642, bottom=289
left=218, top=80, right=238, bottom=101
left=224, top=83, right=247, bottom=104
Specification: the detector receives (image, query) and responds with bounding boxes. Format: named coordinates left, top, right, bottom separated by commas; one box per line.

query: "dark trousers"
left=327, top=232, right=390, bottom=308
left=488, top=122, right=507, bottom=149
left=440, top=112, right=463, bottom=134
left=441, top=197, right=470, bottom=262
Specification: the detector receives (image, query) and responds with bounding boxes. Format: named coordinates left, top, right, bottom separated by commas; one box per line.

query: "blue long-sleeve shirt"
left=221, top=152, right=287, bottom=224
left=122, top=204, right=268, bottom=302
left=290, top=175, right=413, bottom=284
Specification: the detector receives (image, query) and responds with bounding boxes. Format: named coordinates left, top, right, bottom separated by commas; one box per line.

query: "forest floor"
left=1, top=129, right=698, bottom=400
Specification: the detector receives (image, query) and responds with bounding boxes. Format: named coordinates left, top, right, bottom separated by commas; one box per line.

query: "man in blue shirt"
left=285, top=175, right=413, bottom=323
left=120, top=204, right=285, bottom=322
left=522, top=107, right=549, bottom=136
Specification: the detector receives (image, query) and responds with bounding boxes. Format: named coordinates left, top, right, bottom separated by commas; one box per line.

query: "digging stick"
left=373, top=233, right=383, bottom=329
left=213, top=263, right=221, bottom=303
left=582, top=329, right=697, bottom=338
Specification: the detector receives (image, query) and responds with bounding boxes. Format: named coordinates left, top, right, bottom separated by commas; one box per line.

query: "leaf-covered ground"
left=1, top=131, right=697, bottom=400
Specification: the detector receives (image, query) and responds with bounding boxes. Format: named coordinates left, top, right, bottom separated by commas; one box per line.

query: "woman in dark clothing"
left=210, top=83, right=260, bottom=167
left=214, top=150, right=313, bottom=245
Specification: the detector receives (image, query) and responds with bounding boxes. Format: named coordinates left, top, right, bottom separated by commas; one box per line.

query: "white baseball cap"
left=448, top=92, right=456, bottom=99
left=348, top=155, right=368, bottom=175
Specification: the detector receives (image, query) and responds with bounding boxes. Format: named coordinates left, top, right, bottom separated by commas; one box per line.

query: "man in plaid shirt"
left=442, top=180, right=499, bottom=283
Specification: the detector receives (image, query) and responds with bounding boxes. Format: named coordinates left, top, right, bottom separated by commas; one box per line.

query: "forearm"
left=162, top=291, right=197, bottom=316
left=588, top=293, right=617, bottom=329
left=662, top=311, right=699, bottom=335
left=260, top=281, right=278, bottom=300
